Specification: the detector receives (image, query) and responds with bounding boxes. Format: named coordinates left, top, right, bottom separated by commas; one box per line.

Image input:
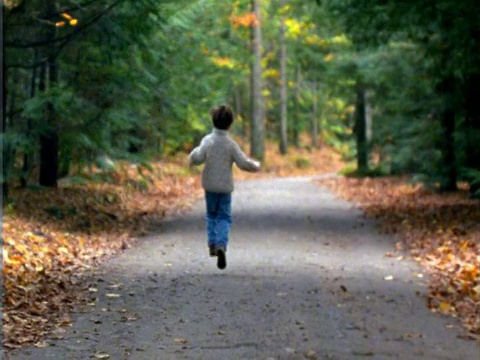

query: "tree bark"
left=355, top=86, right=368, bottom=172
left=279, top=11, right=288, bottom=155
left=250, top=0, right=265, bottom=160
left=365, top=90, right=372, bottom=145
left=233, top=83, right=246, bottom=137
left=292, top=65, right=301, bottom=148
left=1, top=4, right=4, bottom=201
left=21, top=51, right=39, bottom=188
left=438, top=76, right=457, bottom=191
left=465, top=73, right=480, bottom=170
left=2, top=67, right=19, bottom=200
left=311, top=79, right=319, bottom=149
left=39, top=0, right=59, bottom=187
left=440, top=107, right=457, bottom=191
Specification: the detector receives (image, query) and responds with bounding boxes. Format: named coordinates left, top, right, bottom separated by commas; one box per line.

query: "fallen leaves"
left=105, top=293, right=121, bottom=299
left=92, top=352, right=111, bottom=359
left=304, top=349, right=317, bottom=359
left=174, top=337, right=188, bottom=345
left=234, top=137, right=344, bottom=179
left=2, top=157, right=202, bottom=350
left=318, top=176, right=480, bottom=339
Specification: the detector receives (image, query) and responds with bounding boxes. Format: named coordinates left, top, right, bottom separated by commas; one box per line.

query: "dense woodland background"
left=3, top=0, right=480, bottom=196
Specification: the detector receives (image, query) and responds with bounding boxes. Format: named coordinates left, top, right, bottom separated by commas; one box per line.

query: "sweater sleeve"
left=189, top=137, right=207, bottom=166
left=232, top=141, right=261, bottom=172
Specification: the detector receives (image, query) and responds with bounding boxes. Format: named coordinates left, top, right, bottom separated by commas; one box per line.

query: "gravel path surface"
left=11, top=177, right=479, bottom=360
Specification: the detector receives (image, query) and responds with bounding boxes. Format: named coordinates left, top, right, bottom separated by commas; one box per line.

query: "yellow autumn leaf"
left=61, top=12, right=73, bottom=20
left=439, top=302, right=454, bottom=313
left=285, top=18, right=303, bottom=38
left=35, top=264, right=44, bottom=272
left=57, top=247, right=69, bottom=254
left=263, top=68, right=280, bottom=79
left=4, top=250, right=23, bottom=266
left=279, top=5, right=291, bottom=15
left=210, top=56, right=236, bottom=69
left=324, top=54, right=334, bottom=62
left=330, top=34, right=350, bottom=45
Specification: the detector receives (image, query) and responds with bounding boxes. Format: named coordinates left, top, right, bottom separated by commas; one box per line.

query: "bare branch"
left=5, top=0, right=125, bottom=49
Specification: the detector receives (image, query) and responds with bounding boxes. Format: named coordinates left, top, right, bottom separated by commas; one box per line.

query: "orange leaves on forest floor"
left=317, top=176, right=480, bottom=340
left=2, top=158, right=202, bottom=350
left=235, top=140, right=345, bottom=179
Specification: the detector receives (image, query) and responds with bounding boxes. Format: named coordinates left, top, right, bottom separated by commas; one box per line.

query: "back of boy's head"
left=211, top=105, right=234, bottom=130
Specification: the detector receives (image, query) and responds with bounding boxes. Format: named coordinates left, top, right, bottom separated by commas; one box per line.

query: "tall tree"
left=278, top=1, right=288, bottom=155
left=39, top=0, right=59, bottom=187
left=250, top=0, right=265, bottom=160
left=311, top=78, right=319, bottom=149
left=324, top=0, right=480, bottom=191
left=1, top=3, right=5, bottom=199
left=354, top=85, right=368, bottom=171
left=292, top=65, right=301, bottom=148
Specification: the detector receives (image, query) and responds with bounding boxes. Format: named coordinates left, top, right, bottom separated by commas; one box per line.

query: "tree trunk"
left=39, top=0, right=59, bottom=187
left=0, top=3, right=5, bottom=200
left=365, top=90, right=372, bottom=145
left=233, top=83, right=246, bottom=137
left=465, top=73, right=480, bottom=170
left=21, top=51, right=38, bottom=188
left=438, top=76, right=457, bottom=191
left=319, top=87, right=324, bottom=147
left=250, top=0, right=265, bottom=160
left=292, top=65, right=301, bottom=148
left=311, top=79, right=319, bottom=149
left=355, top=86, right=368, bottom=172
left=440, top=107, right=457, bottom=191
left=279, top=11, right=288, bottom=155
left=2, top=68, right=19, bottom=201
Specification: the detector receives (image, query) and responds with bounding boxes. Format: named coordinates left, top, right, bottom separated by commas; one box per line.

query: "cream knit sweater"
left=189, top=128, right=261, bottom=193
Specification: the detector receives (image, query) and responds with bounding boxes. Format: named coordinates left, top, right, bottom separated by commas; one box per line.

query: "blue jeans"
left=205, top=192, right=232, bottom=249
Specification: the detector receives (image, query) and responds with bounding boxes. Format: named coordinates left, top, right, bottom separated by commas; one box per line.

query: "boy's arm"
left=189, top=138, right=207, bottom=166
left=232, top=142, right=261, bottom=172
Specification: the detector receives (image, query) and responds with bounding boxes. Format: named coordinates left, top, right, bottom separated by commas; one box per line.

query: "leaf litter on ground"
left=2, top=157, right=201, bottom=350
left=317, top=176, right=480, bottom=341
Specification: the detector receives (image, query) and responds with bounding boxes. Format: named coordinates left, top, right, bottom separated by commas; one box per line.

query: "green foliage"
left=323, top=0, right=480, bottom=192
left=340, top=164, right=388, bottom=178
left=5, top=0, right=478, bottom=196
left=294, top=157, right=310, bottom=169
left=460, top=168, right=480, bottom=198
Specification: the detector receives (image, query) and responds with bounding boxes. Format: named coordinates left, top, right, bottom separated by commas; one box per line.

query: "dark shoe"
left=209, top=245, right=217, bottom=257
left=216, top=247, right=226, bottom=270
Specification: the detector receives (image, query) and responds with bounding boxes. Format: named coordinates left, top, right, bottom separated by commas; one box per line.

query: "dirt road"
left=11, top=177, right=479, bottom=359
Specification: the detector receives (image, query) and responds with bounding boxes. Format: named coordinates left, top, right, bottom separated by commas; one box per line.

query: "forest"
left=3, top=0, right=480, bottom=194
left=2, top=0, right=480, bottom=351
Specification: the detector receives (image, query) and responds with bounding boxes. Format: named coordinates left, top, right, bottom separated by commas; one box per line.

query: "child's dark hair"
left=211, top=105, right=234, bottom=130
